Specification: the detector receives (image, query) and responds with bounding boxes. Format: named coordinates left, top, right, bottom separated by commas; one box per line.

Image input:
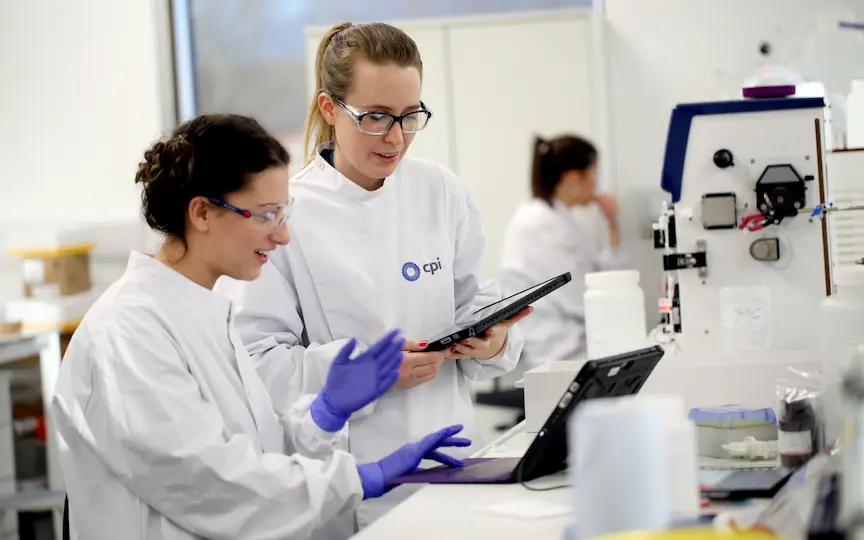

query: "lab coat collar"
left=551, top=198, right=585, bottom=235
left=312, top=142, right=393, bottom=202
left=551, top=197, right=571, bottom=215
left=125, top=250, right=232, bottom=322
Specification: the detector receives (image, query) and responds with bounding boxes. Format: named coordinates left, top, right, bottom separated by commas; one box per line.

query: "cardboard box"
left=523, top=360, right=586, bottom=433
left=21, top=251, right=92, bottom=298
left=4, top=228, right=95, bottom=298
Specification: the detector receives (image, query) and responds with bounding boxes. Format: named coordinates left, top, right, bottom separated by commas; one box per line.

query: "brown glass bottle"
left=777, top=399, right=817, bottom=468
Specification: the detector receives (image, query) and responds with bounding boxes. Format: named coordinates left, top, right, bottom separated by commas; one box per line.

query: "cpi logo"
left=401, top=258, right=443, bottom=282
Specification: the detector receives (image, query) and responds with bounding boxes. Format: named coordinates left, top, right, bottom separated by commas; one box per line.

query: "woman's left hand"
left=447, top=306, right=533, bottom=360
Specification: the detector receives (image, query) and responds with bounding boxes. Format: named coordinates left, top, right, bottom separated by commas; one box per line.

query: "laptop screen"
left=516, top=345, right=666, bottom=482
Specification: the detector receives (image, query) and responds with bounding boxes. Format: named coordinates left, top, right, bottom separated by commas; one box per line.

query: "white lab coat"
left=216, top=144, right=524, bottom=529
left=499, top=198, right=629, bottom=369
left=53, top=251, right=363, bottom=540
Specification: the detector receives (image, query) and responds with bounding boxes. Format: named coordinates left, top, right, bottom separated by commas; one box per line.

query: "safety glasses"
left=205, top=197, right=294, bottom=228
left=335, top=98, right=433, bottom=135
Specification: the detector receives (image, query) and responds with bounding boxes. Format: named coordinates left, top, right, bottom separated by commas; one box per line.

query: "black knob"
left=713, top=149, right=734, bottom=168
left=759, top=42, right=771, bottom=56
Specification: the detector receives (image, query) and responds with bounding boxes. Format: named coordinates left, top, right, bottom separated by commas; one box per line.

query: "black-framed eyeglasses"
left=335, top=98, right=433, bottom=135
left=205, top=197, right=294, bottom=228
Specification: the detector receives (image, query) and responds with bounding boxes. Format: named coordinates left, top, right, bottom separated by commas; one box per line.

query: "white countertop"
left=351, top=421, right=773, bottom=539
left=350, top=473, right=572, bottom=539
left=351, top=422, right=574, bottom=539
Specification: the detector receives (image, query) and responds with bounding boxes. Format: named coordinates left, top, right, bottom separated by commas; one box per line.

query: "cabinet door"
left=304, top=25, right=453, bottom=169
left=447, top=16, right=596, bottom=277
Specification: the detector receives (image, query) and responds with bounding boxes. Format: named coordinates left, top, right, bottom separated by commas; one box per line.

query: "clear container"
left=841, top=344, right=864, bottom=540
left=848, top=79, right=864, bottom=149
left=689, top=405, right=778, bottom=459
left=820, top=264, right=864, bottom=445
left=584, top=270, right=647, bottom=360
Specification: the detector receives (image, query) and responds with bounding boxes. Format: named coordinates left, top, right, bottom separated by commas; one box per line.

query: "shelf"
left=0, top=335, right=42, bottom=367
left=0, top=331, right=64, bottom=539
left=0, top=489, right=65, bottom=512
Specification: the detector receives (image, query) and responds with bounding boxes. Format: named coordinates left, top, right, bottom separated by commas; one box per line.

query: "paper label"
left=21, top=259, right=45, bottom=284
left=719, top=286, right=771, bottom=354
left=658, top=298, right=673, bottom=313
left=778, top=430, right=812, bottom=455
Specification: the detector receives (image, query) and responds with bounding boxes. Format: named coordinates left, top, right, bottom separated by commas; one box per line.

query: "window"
left=173, top=0, right=590, bottom=166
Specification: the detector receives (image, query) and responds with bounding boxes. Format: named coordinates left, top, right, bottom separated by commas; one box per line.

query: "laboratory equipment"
left=646, top=96, right=847, bottom=411
left=722, top=437, right=779, bottom=460
left=584, top=270, right=648, bottom=360
left=689, top=406, right=778, bottom=458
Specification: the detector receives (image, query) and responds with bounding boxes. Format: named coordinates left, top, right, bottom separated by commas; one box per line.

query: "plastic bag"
left=712, top=452, right=838, bottom=540
left=776, top=367, right=825, bottom=469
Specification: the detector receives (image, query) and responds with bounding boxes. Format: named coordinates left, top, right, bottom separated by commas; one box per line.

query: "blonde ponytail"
left=302, top=22, right=352, bottom=164
left=301, top=22, right=424, bottom=165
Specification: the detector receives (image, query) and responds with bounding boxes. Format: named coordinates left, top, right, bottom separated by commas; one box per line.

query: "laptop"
left=388, top=345, right=665, bottom=485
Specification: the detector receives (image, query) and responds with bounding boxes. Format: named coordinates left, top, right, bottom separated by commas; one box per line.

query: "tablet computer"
left=386, top=345, right=665, bottom=484
left=424, top=272, right=572, bottom=352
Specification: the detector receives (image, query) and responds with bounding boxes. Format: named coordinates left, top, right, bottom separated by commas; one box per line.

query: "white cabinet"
left=0, top=333, right=65, bottom=540
left=305, top=9, right=604, bottom=277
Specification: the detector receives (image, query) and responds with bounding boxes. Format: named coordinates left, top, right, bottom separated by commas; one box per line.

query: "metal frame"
left=0, top=332, right=64, bottom=540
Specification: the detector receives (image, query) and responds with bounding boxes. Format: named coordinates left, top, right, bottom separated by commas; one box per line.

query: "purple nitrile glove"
left=356, top=424, right=471, bottom=499
left=310, top=329, right=405, bottom=432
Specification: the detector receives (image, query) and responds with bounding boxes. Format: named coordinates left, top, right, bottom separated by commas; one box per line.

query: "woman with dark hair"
left=52, top=114, right=469, bottom=540
left=500, top=134, right=629, bottom=369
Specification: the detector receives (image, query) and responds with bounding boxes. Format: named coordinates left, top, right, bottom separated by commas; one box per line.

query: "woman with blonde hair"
left=217, top=22, right=531, bottom=533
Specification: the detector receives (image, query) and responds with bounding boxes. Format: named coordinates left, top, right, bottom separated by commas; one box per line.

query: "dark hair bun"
left=135, top=136, right=195, bottom=237
left=133, top=114, right=290, bottom=240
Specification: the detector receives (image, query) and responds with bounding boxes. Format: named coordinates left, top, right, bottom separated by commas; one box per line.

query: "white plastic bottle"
left=584, top=270, right=648, bottom=360
left=820, top=265, right=864, bottom=444
left=840, top=344, right=864, bottom=540
left=848, top=79, right=864, bottom=149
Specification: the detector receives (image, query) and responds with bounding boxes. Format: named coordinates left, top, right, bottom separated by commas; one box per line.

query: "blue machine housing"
left=660, top=97, right=826, bottom=203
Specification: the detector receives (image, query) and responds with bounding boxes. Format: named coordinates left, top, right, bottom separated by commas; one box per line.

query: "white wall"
left=0, top=0, right=173, bottom=298
left=603, top=0, right=862, bottom=329
left=306, top=9, right=604, bottom=279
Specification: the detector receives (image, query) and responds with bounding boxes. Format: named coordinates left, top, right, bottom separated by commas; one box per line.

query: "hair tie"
left=538, top=140, right=551, bottom=155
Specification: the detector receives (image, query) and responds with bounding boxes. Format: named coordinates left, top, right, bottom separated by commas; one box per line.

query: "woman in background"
left=499, top=134, right=629, bottom=369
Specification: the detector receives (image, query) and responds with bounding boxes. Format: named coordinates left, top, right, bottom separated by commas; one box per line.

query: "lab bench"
left=351, top=421, right=773, bottom=540
left=0, top=333, right=65, bottom=540
left=352, top=422, right=569, bottom=539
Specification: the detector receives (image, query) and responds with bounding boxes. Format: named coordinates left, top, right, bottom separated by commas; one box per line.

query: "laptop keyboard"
left=458, top=458, right=517, bottom=479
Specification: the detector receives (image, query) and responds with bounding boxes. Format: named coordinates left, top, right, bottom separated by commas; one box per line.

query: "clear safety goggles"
left=206, top=196, right=294, bottom=228
left=335, top=98, right=433, bottom=135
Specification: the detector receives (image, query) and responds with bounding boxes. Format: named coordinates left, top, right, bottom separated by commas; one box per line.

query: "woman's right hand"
left=594, top=193, right=621, bottom=248
left=394, top=340, right=449, bottom=389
